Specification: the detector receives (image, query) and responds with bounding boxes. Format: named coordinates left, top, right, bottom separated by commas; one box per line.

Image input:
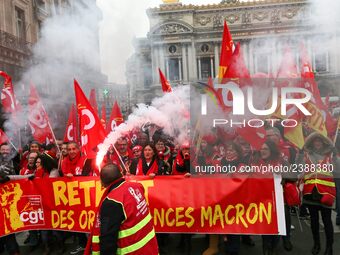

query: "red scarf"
left=61, top=152, right=86, bottom=175
left=136, top=158, right=159, bottom=175
left=34, top=168, right=49, bottom=178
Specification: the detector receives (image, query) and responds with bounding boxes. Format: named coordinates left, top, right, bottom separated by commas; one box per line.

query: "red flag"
left=89, top=89, right=98, bottom=115
left=63, top=104, right=78, bottom=142
left=300, top=45, right=336, bottom=137
left=74, top=80, right=105, bottom=158
left=236, top=125, right=266, bottom=151
left=275, top=47, right=304, bottom=148
left=107, top=101, right=124, bottom=134
left=300, top=44, right=323, bottom=108
left=222, top=42, right=251, bottom=83
left=218, top=21, right=235, bottom=81
left=158, top=68, right=172, bottom=93
left=101, top=103, right=106, bottom=129
left=216, top=43, right=251, bottom=111
left=0, top=71, right=18, bottom=113
left=28, top=85, right=54, bottom=144
left=0, top=129, right=9, bottom=144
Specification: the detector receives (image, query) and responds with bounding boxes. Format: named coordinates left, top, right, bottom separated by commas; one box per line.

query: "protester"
left=135, top=143, right=170, bottom=177
left=155, top=138, right=173, bottom=169
left=266, top=126, right=298, bottom=251
left=298, top=132, right=338, bottom=255
left=106, top=137, right=133, bottom=175
left=19, top=141, right=41, bottom=168
left=33, top=153, right=63, bottom=254
left=254, top=140, right=285, bottom=255
left=85, top=163, right=159, bottom=255
left=128, top=145, right=142, bottom=175
left=0, top=143, right=21, bottom=255
left=19, top=151, right=38, bottom=175
left=34, top=153, right=59, bottom=178
left=60, top=142, right=92, bottom=254
left=172, top=141, right=191, bottom=175
left=61, top=142, right=92, bottom=176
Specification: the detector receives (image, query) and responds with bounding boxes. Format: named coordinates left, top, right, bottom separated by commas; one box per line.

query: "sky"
left=97, top=0, right=219, bottom=84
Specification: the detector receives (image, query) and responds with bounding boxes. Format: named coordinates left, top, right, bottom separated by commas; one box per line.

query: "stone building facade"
left=127, top=0, right=340, bottom=105
left=0, top=0, right=69, bottom=81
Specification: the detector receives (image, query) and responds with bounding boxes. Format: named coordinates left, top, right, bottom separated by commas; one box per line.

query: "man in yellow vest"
left=85, top=163, right=158, bottom=255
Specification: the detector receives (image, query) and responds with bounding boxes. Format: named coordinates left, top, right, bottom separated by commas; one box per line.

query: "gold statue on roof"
left=162, top=0, right=180, bottom=4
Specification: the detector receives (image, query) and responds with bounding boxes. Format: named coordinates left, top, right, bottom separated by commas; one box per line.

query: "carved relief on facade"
left=195, top=16, right=211, bottom=26
left=198, top=43, right=213, bottom=55
left=226, top=13, right=240, bottom=24
left=152, top=23, right=191, bottom=35
left=213, top=14, right=223, bottom=28
left=271, top=9, right=281, bottom=25
left=166, top=44, right=182, bottom=56
left=253, top=11, right=269, bottom=21
left=242, top=11, right=251, bottom=25
left=282, top=8, right=299, bottom=19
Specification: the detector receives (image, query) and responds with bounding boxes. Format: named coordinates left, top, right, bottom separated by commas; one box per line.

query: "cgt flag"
left=218, top=21, right=235, bottom=82
left=275, top=47, right=304, bottom=149
left=89, top=89, right=98, bottom=116
left=0, top=128, right=9, bottom=144
left=106, top=101, right=123, bottom=134
left=74, top=80, right=105, bottom=159
left=28, top=85, right=54, bottom=144
left=0, top=71, right=19, bottom=113
left=158, top=68, right=172, bottom=93
left=64, top=103, right=78, bottom=143
left=101, top=103, right=106, bottom=130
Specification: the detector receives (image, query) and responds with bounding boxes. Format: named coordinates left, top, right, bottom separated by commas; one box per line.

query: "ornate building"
left=0, top=0, right=69, bottom=82
left=127, top=0, right=340, bottom=104
left=0, top=0, right=107, bottom=138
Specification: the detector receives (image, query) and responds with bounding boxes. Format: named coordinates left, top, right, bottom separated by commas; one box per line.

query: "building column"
left=155, top=46, right=160, bottom=83
left=242, top=41, right=249, bottom=70
left=166, top=58, right=170, bottom=79
left=198, top=57, right=202, bottom=80
left=210, top=57, right=214, bottom=77
left=214, top=43, right=219, bottom=77
left=179, top=58, right=182, bottom=81
left=159, top=45, right=165, bottom=76
left=151, top=45, right=157, bottom=84
left=182, top=44, right=188, bottom=81
left=248, top=41, right=254, bottom=74
left=191, top=41, right=197, bottom=80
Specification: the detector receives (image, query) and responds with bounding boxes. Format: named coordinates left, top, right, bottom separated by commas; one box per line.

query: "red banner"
left=0, top=176, right=284, bottom=237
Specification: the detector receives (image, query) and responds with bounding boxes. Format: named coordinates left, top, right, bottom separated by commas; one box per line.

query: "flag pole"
left=333, top=117, right=340, bottom=144
left=8, top=138, right=18, bottom=152
left=111, top=143, right=129, bottom=175
left=41, top=104, right=61, bottom=154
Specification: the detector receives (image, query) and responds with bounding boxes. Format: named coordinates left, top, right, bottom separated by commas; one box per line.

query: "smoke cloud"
left=96, top=86, right=190, bottom=165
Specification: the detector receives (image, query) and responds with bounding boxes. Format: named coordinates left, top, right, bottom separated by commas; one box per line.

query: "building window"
left=54, top=0, right=60, bottom=14
left=168, top=58, right=181, bottom=81
left=313, top=51, right=329, bottom=73
left=143, top=64, right=152, bottom=88
left=201, top=44, right=209, bottom=53
left=169, top=45, right=177, bottom=54
left=254, top=53, right=270, bottom=74
left=15, top=7, right=26, bottom=40
left=200, top=57, right=213, bottom=79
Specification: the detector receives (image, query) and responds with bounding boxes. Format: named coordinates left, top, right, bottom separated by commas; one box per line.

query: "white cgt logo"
left=67, top=124, right=74, bottom=141
left=110, top=120, right=117, bottom=131
left=80, top=109, right=95, bottom=146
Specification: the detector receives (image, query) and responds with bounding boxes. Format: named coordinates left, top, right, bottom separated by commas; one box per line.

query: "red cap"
left=180, top=142, right=190, bottom=150
left=132, top=145, right=142, bottom=152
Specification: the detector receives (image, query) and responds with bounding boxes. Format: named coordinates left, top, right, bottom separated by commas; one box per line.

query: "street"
left=15, top=211, right=340, bottom=255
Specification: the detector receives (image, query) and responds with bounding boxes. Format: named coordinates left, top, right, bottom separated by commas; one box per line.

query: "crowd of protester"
left=0, top=122, right=339, bottom=255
